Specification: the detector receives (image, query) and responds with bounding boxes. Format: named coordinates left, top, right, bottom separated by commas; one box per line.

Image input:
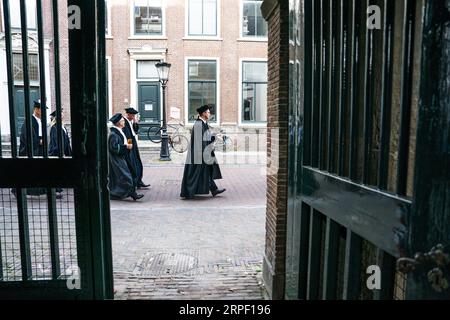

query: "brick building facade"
left=106, top=0, right=268, bottom=140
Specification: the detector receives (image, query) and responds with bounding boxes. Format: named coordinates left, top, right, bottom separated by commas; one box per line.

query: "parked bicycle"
left=214, top=129, right=233, bottom=152
left=146, top=123, right=189, bottom=153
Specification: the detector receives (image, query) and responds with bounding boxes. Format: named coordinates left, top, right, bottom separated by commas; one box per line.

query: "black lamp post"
left=155, top=61, right=171, bottom=161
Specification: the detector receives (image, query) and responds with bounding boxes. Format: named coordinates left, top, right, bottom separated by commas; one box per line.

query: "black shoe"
left=137, top=182, right=151, bottom=189
left=130, top=192, right=144, bottom=201
left=211, top=189, right=226, bottom=197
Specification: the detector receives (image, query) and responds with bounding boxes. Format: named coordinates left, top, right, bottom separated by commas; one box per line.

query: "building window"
left=9, top=0, right=37, bottom=30
left=134, top=0, right=163, bottom=35
left=13, top=53, right=39, bottom=82
left=242, top=61, right=267, bottom=122
left=188, top=0, right=217, bottom=36
left=137, top=60, right=159, bottom=79
left=188, top=60, right=217, bottom=122
left=242, top=0, right=267, bottom=38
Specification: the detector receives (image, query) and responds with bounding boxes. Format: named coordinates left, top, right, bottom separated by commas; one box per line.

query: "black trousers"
left=209, top=176, right=218, bottom=193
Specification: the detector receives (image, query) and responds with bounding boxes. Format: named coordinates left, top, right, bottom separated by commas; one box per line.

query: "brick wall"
left=261, top=0, right=289, bottom=300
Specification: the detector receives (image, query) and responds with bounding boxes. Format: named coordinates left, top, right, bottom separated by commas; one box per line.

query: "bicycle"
left=147, top=122, right=190, bottom=153
left=213, top=129, right=233, bottom=152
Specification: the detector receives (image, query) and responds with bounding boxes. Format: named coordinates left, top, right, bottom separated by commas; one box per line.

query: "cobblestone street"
left=111, top=158, right=267, bottom=300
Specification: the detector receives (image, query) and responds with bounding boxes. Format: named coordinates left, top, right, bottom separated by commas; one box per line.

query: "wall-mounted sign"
left=145, top=104, right=153, bottom=111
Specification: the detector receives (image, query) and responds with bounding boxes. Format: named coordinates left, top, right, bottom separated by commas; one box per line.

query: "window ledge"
left=237, top=37, right=268, bottom=42
left=106, top=35, right=114, bottom=39
left=128, top=36, right=167, bottom=40
left=183, top=36, right=223, bottom=41
left=238, top=123, right=268, bottom=128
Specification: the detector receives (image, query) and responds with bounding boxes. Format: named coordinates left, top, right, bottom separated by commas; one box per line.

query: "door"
left=14, top=86, right=40, bottom=137
left=0, top=0, right=112, bottom=299
left=285, top=0, right=449, bottom=300
left=137, top=82, right=160, bottom=140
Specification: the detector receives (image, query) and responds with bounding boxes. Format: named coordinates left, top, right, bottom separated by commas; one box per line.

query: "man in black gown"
left=49, top=109, right=72, bottom=157
left=108, top=113, right=144, bottom=201
left=122, top=107, right=150, bottom=189
left=180, top=105, right=225, bottom=199
left=14, top=100, right=47, bottom=196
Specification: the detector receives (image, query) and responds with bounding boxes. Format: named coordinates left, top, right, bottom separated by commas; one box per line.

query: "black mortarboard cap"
left=109, top=113, right=123, bottom=124
left=125, top=107, right=139, bottom=114
left=33, top=100, right=48, bottom=109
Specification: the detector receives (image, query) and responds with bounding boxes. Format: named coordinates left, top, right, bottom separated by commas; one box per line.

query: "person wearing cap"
left=108, top=113, right=144, bottom=201
left=123, top=107, right=150, bottom=189
left=180, top=104, right=225, bottom=199
left=49, top=109, right=72, bottom=157
left=19, top=100, right=46, bottom=157
left=12, top=100, right=48, bottom=197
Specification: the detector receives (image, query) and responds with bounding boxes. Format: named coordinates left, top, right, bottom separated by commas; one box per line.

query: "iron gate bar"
left=362, top=0, right=374, bottom=185
left=303, top=0, right=312, bottom=167
left=97, top=0, right=114, bottom=298
left=373, top=249, right=396, bottom=300
left=322, top=217, right=339, bottom=299
left=302, top=166, right=410, bottom=257
left=47, top=190, right=61, bottom=280
left=318, top=0, right=326, bottom=171
left=326, top=0, right=336, bottom=173
left=407, top=0, right=450, bottom=300
left=377, top=0, right=395, bottom=190
left=16, top=188, right=32, bottom=280
left=336, top=0, right=348, bottom=177
left=348, top=0, right=359, bottom=181
left=0, top=159, right=82, bottom=186
left=36, top=0, right=49, bottom=157
left=298, top=202, right=311, bottom=300
left=396, top=0, right=415, bottom=196
left=51, top=0, right=64, bottom=158
left=2, top=0, right=18, bottom=158
left=311, top=0, right=320, bottom=168
left=342, top=230, right=362, bottom=299
left=19, top=0, right=33, bottom=158
left=306, top=208, right=322, bottom=300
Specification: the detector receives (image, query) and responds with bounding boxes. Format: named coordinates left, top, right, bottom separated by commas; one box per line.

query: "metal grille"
left=0, top=188, right=77, bottom=281
left=0, top=188, right=22, bottom=281
left=56, top=189, right=77, bottom=279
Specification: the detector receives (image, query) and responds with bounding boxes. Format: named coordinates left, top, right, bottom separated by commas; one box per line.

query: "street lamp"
left=155, top=61, right=172, bottom=161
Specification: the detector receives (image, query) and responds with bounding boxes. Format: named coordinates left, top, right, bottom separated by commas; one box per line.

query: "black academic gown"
left=123, top=119, right=143, bottom=186
left=49, top=124, right=72, bottom=156
left=108, top=127, right=135, bottom=199
left=19, top=116, right=43, bottom=157
left=180, top=118, right=222, bottom=198
left=17, top=116, right=46, bottom=195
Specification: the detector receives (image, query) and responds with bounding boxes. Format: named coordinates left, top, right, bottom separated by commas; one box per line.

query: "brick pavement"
left=111, top=164, right=267, bottom=300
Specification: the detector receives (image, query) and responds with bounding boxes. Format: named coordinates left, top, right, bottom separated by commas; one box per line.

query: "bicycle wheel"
left=171, top=135, right=189, bottom=153
left=147, top=125, right=162, bottom=143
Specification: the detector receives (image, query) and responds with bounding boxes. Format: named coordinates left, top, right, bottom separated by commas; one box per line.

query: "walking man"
left=122, top=107, right=150, bottom=189
left=49, top=109, right=72, bottom=157
left=14, top=100, right=47, bottom=196
left=180, top=105, right=225, bottom=199
left=108, top=113, right=144, bottom=201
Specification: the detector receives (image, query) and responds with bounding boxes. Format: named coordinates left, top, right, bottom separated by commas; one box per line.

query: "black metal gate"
left=286, top=0, right=450, bottom=300
left=0, top=0, right=112, bottom=299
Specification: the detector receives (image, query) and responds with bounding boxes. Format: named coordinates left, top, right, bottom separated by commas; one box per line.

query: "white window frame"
left=106, top=56, right=113, bottom=117
left=106, top=0, right=113, bottom=38
left=129, top=0, right=167, bottom=40
left=238, top=0, right=268, bottom=42
left=238, top=58, right=268, bottom=127
left=128, top=48, right=166, bottom=122
left=185, top=57, right=220, bottom=126
left=0, top=38, right=52, bottom=136
left=184, top=0, right=221, bottom=40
